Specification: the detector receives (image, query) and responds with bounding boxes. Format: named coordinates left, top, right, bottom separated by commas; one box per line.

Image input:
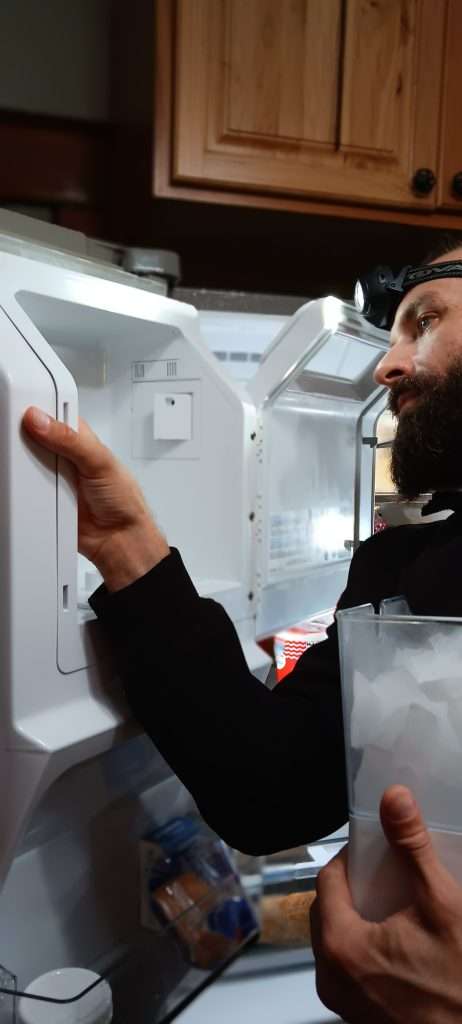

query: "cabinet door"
left=437, top=0, right=462, bottom=210
left=173, top=0, right=446, bottom=209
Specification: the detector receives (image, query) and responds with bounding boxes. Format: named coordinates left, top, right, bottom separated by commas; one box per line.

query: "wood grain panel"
left=226, top=0, right=342, bottom=144
left=410, top=0, right=448, bottom=186
left=341, top=0, right=415, bottom=155
left=174, top=0, right=209, bottom=179
left=437, top=0, right=462, bottom=209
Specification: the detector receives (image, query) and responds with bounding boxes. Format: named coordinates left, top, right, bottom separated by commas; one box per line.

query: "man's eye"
left=417, top=313, right=436, bottom=334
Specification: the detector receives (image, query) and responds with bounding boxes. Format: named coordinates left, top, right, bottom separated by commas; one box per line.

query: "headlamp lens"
left=353, top=265, right=398, bottom=329
left=354, top=280, right=365, bottom=313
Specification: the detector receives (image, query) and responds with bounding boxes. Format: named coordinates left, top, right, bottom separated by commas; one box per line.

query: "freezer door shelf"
left=3, top=877, right=258, bottom=1024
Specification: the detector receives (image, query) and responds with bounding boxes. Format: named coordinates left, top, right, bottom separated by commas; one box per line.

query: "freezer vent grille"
left=132, top=360, right=179, bottom=382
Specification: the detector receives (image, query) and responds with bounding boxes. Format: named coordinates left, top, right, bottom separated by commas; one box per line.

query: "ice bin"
left=337, top=598, right=462, bottom=921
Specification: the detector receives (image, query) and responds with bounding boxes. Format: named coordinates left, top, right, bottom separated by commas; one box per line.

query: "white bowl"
left=18, top=968, right=112, bottom=1024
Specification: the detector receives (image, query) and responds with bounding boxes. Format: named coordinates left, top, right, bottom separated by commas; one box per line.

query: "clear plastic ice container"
left=337, top=597, right=462, bottom=920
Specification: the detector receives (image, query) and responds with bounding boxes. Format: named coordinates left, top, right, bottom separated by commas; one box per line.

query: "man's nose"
left=374, top=343, right=415, bottom=387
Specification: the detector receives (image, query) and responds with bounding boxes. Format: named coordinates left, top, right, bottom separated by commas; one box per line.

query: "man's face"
left=373, top=248, right=462, bottom=498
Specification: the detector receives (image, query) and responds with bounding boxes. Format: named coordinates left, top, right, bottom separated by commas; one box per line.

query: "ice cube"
left=352, top=668, right=433, bottom=753
left=419, top=630, right=462, bottom=684
left=406, top=649, right=447, bottom=684
left=430, top=629, right=462, bottom=660
left=421, top=676, right=462, bottom=702
left=370, top=668, right=421, bottom=709
left=370, top=706, right=406, bottom=751
left=391, top=702, right=439, bottom=777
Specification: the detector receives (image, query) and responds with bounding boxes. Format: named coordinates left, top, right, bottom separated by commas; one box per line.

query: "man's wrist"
left=95, top=523, right=170, bottom=592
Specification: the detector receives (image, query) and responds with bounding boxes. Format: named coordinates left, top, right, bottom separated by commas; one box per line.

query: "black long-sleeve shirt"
left=89, top=507, right=462, bottom=855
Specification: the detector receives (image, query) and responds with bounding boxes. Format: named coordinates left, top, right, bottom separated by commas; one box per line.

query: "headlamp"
left=354, top=259, right=462, bottom=329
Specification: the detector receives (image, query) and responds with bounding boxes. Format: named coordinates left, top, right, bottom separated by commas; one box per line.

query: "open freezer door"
left=0, top=224, right=261, bottom=1020
left=248, top=297, right=389, bottom=638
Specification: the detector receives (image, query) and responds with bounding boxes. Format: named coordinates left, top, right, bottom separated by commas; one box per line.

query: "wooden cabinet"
left=437, top=0, right=462, bottom=210
left=155, top=0, right=462, bottom=227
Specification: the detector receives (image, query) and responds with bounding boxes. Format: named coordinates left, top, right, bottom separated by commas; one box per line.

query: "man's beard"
left=389, top=357, right=462, bottom=499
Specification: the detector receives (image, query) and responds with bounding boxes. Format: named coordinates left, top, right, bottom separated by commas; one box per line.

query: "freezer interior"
left=248, top=301, right=389, bottom=636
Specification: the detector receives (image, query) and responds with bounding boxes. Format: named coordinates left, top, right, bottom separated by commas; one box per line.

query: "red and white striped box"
left=274, top=615, right=332, bottom=682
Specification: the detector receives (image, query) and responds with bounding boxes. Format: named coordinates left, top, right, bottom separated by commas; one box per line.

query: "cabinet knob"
left=452, top=172, right=462, bottom=198
left=412, top=168, right=436, bottom=196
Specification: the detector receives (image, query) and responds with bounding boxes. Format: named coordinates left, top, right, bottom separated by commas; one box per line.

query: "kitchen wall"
left=0, top=0, right=111, bottom=121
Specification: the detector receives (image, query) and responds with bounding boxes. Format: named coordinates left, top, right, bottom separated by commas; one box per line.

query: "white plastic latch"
left=153, top=392, right=192, bottom=441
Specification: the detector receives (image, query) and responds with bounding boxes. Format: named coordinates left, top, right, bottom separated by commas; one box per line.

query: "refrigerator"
left=0, top=213, right=388, bottom=1021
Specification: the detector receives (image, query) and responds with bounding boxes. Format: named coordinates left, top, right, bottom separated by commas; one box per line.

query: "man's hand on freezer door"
left=310, top=785, right=462, bottom=1024
left=23, top=407, right=170, bottom=591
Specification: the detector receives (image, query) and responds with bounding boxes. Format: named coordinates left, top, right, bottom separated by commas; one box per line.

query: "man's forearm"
left=90, top=552, right=348, bottom=855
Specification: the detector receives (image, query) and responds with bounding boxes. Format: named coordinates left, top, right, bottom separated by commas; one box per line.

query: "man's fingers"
left=313, top=848, right=363, bottom=944
left=23, top=407, right=112, bottom=476
left=311, top=848, right=372, bottom=974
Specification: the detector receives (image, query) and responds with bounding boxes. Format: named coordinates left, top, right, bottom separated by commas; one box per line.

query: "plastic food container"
left=139, top=816, right=257, bottom=969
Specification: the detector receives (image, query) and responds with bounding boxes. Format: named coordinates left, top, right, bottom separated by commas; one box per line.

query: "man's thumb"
left=380, top=785, right=436, bottom=880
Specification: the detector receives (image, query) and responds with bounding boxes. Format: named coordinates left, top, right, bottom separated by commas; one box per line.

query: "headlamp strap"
left=403, top=259, right=462, bottom=292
